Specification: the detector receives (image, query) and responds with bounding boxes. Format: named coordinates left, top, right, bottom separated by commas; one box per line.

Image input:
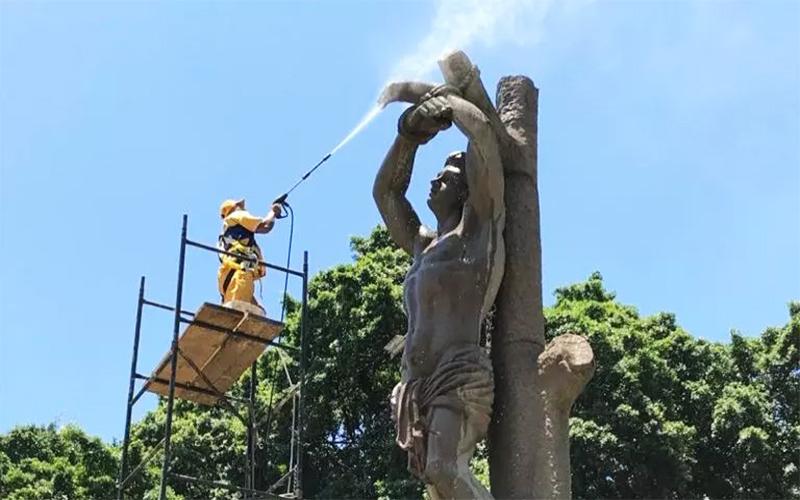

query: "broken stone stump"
left=533, top=334, right=595, bottom=500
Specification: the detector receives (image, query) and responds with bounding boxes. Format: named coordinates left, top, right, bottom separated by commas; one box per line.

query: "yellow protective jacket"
left=217, top=210, right=266, bottom=302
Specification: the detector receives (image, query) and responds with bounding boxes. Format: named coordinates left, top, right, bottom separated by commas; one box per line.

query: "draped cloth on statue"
left=391, top=345, right=494, bottom=478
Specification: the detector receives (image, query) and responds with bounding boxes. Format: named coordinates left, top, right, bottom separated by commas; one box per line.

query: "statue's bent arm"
left=447, top=95, right=504, bottom=221
left=373, top=135, right=430, bottom=255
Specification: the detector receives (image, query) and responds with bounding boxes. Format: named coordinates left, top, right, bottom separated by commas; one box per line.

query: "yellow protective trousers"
left=218, top=264, right=261, bottom=305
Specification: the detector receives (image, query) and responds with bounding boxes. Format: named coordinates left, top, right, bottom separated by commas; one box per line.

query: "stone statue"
left=377, top=51, right=595, bottom=500
left=374, top=80, right=505, bottom=499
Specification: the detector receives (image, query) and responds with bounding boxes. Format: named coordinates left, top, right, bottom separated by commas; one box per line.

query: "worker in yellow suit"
left=218, top=199, right=282, bottom=312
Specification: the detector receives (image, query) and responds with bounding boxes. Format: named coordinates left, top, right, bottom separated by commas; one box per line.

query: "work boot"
left=223, top=300, right=266, bottom=317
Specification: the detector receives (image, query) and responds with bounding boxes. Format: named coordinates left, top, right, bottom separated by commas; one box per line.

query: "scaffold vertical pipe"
left=287, top=393, right=297, bottom=495
left=118, top=276, right=146, bottom=500
left=295, top=251, right=309, bottom=499
left=159, top=214, right=188, bottom=500
left=247, top=361, right=256, bottom=490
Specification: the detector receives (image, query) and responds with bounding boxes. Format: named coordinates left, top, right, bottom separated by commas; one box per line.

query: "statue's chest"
left=404, top=235, right=479, bottom=301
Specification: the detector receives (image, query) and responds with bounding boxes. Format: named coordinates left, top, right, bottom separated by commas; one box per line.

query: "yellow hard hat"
left=220, top=198, right=245, bottom=218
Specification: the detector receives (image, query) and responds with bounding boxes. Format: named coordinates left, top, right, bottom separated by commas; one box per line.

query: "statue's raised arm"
left=443, top=92, right=504, bottom=223
left=373, top=82, right=440, bottom=255
left=372, top=134, right=428, bottom=255
left=373, top=83, right=503, bottom=255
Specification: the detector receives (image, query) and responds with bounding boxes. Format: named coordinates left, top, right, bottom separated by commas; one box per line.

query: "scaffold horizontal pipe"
left=142, top=299, right=195, bottom=317
left=135, top=374, right=251, bottom=406
left=185, top=239, right=304, bottom=277
left=169, top=472, right=278, bottom=498
left=178, top=317, right=297, bottom=352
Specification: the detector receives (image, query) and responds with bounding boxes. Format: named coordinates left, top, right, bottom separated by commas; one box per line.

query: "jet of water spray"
left=329, top=104, right=383, bottom=155
left=274, top=104, right=384, bottom=201
left=276, top=1, right=560, bottom=203
left=386, top=0, right=555, bottom=84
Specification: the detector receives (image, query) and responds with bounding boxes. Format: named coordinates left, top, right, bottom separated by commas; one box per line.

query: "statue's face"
left=428, top=164, right=467, bottom=215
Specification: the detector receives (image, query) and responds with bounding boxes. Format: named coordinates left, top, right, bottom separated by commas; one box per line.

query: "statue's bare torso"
left=403, top=213, right=503, bottom=381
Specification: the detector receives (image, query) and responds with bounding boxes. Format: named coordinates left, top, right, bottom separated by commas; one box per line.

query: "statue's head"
left=428, top=151, right=468, bottom=217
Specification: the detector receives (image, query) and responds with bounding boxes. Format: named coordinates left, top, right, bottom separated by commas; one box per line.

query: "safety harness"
left=218, top=223, right=263, bottom=300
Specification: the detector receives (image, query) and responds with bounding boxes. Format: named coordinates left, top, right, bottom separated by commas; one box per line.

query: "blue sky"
left=1, top=1, right=797, bottom=442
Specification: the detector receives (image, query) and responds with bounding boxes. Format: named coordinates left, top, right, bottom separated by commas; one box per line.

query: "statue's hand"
left=414, top=96, right=454, bottom=127
left=420, top=83, right=462, bottom=102
left=398, top=96, right=453, bottom=144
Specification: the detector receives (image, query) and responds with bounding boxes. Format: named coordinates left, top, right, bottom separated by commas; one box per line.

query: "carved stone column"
left=490, top=73, right=545, bottom=499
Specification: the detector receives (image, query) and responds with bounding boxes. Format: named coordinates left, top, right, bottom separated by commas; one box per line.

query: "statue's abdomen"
left=402, top=255, right=485, bottom=379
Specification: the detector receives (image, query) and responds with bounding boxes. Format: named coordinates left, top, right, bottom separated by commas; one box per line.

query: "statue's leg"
left=425, top=407, right=492, bottom=499
left=457, top=416, right=492, bottom=500
left=424, top=406, right=464, bottom=498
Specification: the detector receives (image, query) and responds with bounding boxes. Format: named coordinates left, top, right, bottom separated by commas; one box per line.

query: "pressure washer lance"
left=272, top=152, right=332, bottom=218
left=270, top=99, right=387, bottom=216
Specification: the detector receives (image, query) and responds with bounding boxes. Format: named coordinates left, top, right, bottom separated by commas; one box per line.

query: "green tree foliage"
left=1, top=228, right=796, bottom=499
left=0, top=424, right=117, bottom=500
left=552, top=272, right=799, bottom=499
left=121, top=401, right=248, bottom=499
left=294, top=227, right=420, bottom=499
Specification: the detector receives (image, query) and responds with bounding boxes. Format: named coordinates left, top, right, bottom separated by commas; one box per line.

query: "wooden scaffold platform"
left=145, top=303, right=284, bottom=406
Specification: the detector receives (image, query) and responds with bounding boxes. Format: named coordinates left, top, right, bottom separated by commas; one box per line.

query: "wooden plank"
left=146, top=303, right=284, bottom=406
left=189, top=304, right=281, bottom=395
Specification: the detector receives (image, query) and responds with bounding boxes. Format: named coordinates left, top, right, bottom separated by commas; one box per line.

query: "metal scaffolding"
left=116, top=215, right=309, bottom=500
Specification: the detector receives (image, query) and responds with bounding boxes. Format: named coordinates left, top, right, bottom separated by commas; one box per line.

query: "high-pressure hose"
left=254, top=101, right=385, bottom=491
left=257, top=200, right=294, bottom=488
